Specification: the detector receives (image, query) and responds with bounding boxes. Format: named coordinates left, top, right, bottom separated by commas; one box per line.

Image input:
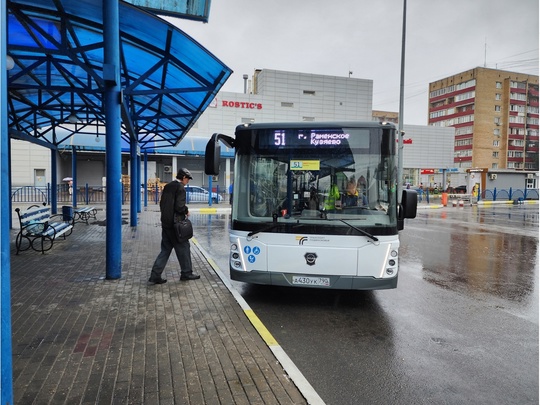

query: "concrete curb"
left=192, top=238, right=326, bottom=405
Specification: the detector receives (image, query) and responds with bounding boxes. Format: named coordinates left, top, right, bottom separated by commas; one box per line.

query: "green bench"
left=15, top=205, right=74, bottom=254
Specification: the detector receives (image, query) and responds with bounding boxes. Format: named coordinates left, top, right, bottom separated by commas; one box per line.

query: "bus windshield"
left=232, top=124, right=398, bottom=236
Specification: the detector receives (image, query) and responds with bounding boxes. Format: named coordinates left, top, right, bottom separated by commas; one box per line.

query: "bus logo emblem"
left=304, top=252, right=318, bottom=266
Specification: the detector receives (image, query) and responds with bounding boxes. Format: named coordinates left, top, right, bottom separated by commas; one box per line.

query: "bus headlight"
left=390, top=250, right=398, bottom=257
left=231, top=243, right=238, bottom=251
left=233, top=261, right=242, bottom=268
left=232, top=252, right=239, bottom=259
left=388, top=259, right=396, bottom=266
left=386, top=268, right=395, bottom=275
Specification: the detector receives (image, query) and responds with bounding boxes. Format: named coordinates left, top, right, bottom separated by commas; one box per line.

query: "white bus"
left=205, top=121, right=417, bottom=290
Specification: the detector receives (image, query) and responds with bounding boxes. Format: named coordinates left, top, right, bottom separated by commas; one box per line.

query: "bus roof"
left=235, top=121, right=397, bottom=132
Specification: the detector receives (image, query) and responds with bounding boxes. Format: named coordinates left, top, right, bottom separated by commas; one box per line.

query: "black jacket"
left=159, top=180, right=188, bottom=229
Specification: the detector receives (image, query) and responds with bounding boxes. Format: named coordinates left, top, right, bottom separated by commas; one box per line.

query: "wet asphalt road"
left=192, top=204, right=539, bottom=405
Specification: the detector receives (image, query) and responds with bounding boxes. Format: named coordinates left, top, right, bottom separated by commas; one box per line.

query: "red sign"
left=396, top=138, right=413, bottom=144
left=421, top=169, right=435, bottom=174
left=222, top=100, right=262, bottom=110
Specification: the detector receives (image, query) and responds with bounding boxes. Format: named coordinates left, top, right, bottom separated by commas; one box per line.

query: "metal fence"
left=481, top=188, right=539, bottom=202
left=11, top=184, right=229, bottom=205
left=415, top=187, right=539, bottom=204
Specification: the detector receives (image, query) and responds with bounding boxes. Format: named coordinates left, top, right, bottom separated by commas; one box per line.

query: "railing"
left=414, top=187, right=539, bottom=204
left=11, top=184, right=229, bottom=205
left=481, top=188, right=539, bottom=202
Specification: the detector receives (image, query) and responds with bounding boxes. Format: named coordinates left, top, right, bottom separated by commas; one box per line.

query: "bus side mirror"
left=205, top=133, right=236, bottom=175
left=401, top=189, right=417, bottom=219
left=205, top=134, right=221, bottom=175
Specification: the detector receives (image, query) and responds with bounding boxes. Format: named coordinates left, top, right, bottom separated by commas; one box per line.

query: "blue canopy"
left=7, top=0, right=232, bottom=150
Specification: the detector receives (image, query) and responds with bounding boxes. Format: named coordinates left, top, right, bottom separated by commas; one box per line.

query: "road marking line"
left=193, top=237, right=326, bottom=405
left=244, top=309, right=278, bottom=346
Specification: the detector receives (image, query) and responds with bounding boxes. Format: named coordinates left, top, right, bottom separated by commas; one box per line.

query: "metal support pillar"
left=103, top=0, right=122, bottom=279
left=130, top=140, right=138, bottom=226
left=50, top=148, right=58, bottom=213
left=72, top=146, right=77, bottom=208
left=143, top=151, right=148, bottom=207
left=1, top=0, right=14, bottom=401
left=137, top=153, right=141, bottom=213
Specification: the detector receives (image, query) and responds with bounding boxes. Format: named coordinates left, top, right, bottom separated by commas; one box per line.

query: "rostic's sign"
left=222, top=100, right=263, bottom=109
left=421, top=169, right=435, bottom=174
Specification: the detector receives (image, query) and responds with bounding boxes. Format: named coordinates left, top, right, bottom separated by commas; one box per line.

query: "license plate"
left=292, top=276, right=330, bottom=286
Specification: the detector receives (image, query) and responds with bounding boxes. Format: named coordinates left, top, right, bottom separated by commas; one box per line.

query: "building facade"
left=428, top=67, right=539, bottom=171
left=11, top=69, right=455, bottom=192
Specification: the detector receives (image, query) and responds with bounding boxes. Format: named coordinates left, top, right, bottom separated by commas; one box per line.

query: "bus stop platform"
left=9, top=205, right=309, bottom=404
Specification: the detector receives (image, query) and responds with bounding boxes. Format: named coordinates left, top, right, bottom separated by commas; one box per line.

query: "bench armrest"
left=50, top=213, right=74, bottom=226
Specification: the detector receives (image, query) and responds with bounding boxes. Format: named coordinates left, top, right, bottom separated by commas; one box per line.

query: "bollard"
left=458, top=199, right=464, bottom=207
left=452, top=200, right=457, bottom=207
left=441, top=192, right=448, bottom=207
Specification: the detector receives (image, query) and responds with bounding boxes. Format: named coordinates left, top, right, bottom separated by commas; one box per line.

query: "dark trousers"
left=150, top=227, right=192, bottom=279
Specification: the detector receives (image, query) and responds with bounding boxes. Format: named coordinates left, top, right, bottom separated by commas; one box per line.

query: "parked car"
left=451, top=185, right=467, bottom=194
left=186, top=186, right=223, bottom=203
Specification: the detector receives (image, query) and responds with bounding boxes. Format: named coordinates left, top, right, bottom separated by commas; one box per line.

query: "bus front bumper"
left=230, top=268, right=398, bottom=290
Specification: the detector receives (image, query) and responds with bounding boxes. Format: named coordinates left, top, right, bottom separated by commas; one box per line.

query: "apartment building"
left=428, top=67, right=539, bottom=171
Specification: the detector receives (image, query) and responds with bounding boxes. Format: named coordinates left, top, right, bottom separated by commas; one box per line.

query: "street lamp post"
left=397, top=0, right=407, bottom=198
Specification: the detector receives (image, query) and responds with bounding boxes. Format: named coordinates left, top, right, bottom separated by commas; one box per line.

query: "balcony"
left=507, top=144, right=524, bottom=151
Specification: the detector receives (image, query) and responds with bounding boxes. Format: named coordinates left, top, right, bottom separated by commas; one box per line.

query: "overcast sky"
left=166, top=0, right=539, bottom=126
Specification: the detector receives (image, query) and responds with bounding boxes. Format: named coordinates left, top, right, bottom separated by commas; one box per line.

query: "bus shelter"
left=1, top=0, right=232, bottom=401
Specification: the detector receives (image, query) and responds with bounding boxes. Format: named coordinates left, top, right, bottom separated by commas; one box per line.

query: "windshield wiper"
left=247, top=223, right=281, bottom=238
left=247, top=214, right=307, bottom=238
left=338, top=219, right=379, bottom=243
left=247, top=213, right=280, bottom=237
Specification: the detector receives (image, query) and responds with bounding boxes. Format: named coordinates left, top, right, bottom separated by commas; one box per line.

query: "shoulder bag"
left=173, top=184, right=193, bottom=241
left=174, top=216, right=193, bottom=242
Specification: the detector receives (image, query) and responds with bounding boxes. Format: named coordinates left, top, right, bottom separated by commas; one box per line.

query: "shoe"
left=148, top=277, right=167, bottom=284
left=180, top=273, right=200, bottom=281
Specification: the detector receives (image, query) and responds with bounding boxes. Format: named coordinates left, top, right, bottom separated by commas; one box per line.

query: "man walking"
left=149, top=168, right=200, bottom=284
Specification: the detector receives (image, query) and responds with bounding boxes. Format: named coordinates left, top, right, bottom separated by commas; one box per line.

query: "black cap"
left=177, top=168, right=193, bottom=180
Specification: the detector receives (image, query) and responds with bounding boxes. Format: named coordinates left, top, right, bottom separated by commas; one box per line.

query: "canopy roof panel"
left=7, top=0, right=232, bottom=150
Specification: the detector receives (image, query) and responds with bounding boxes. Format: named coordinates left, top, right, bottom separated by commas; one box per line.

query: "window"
left=510, top=93, right=527, bottom=101
left=302, top=116, right=315, bottom=121
left=494, top=105, right=501, bottom=112
left=510, top=127, right=525, bottom=135
left=495, top=93, right=501, bottom=100
left=455, top=79, right=476, bottom=90
left=281, top=102, right=294, bottom=108
left=455, top=126, right=473, bottom=135
left=430, top=110, right=446, bottom=119
left=493, top=129, right=500, bottom=136
left=496, top=82, right=502, bottom=89
left=455, top=138, right=473, bottom=147
left=455, top=91, right=475, bottom=102
left=493, top=140, right=500, bottom=147
left=303, top=90, right=316, bottom=96
left=241, top=118, right=254, bottom=124
left=509, top=116, right=525, bottom=124
left=511, top=81, right=527, bottom=89
left=492, top=163, right=498, bottom=169
left=492, top=151, right=499, bottom=158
